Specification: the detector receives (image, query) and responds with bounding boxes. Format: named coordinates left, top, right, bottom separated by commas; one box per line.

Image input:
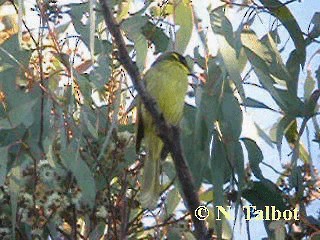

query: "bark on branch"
left=99, top=1, right=209, bottom=239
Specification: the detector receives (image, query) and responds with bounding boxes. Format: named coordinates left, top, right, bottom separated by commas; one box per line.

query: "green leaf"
left=89, top=41, right=111, bottom=90
left=166, top=187, right=181, bottom=216
left=241, top=29, right=304, bottom=116
left=88, top=223, right=105, bottom=240
left=175, top=0, right=193, bottom=53
left=162, top=161, right=179, bottom=182
left=268, top=220, right=286, bottom=240
left=304, top=70, right=316, bottom=101
left=210, top=130, right=228, bottom=239
left=210, top=6, right=245, bottom=101
left=9, top=164, right=22, bottom=240
left=276, top=116, right=294, bottom=157
left=241, top=29, right=272, bottom=75
left=289, top=166, right=303, bottom=192
left=47, top=219, right=61, bottom=239
left=116, top=0, right=132, bottom=22
left=141, top=21, right=169, bottom=54
left=316, top=65, right=320, bottom=89
left=241, top=138, right=264, bottom=180
left=254, top=122, right=274, bottom=148
left=124, top=144, right=136, bottom=165
left=188, top=58, right=223, bottom=185
left=82, top=111, right=98, bottom=139
left=181, top=104, right=207, bottom=188
left=134, top=35, right=148, bottom=71
left=68, top=2, right=90, bottom=46
left=297, top=143, right=311, bottom=163
left=308, top=12, right=320, bottom=42
left=0, top=146, right=8, bottom=186
left=121, top=15, right=149, bottom=70
left=264, top=33, right=295, bottom=92
left=77, top=73, right=93, bottom=103
left=0, top=34, right=32, bottom=66
left=304, top=90, right=320, bottom=118
left=242, top=180, right=288, bottom=212
left=61, top=145, right=96, bottom=208
left=235, top=140, right=245, bottom=191
left=284, top=119, right=298, bottom=145
left=122, top=15, right=148, bottom=40
left=182, top=232, right=196, bottom=240
left=167, top=227, right=183, bottom=240
left=243, top=97, right=276, bottom=111
left=221, top=92, right=243, bottom=139
left=260, top=0, right=306, bottom=67
left=193, top=46, right=205, bottom=69
left=0, top=97, right=38, bottom=129
left=197, top=58, right=221, bottom=130
left=286, top=49, right=300, bottom=93
left=199, top=188, right=214, bottom=202
left=205, top=206, right=232, bottom=239
left=241, top=30, right=286, bottom=109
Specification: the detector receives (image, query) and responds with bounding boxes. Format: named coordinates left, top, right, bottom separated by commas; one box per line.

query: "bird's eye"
left=179, top=56, right=188, bottom=68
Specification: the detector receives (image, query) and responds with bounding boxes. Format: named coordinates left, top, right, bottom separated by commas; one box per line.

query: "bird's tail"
left=140, top=136, right=163, bottom=209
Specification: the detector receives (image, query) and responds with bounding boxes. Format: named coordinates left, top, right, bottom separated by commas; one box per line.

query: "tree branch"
left=99, top=1, right=209, bottom=239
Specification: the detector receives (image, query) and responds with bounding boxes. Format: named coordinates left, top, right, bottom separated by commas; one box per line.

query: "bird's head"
left=152, top=52, right=192, bottom=74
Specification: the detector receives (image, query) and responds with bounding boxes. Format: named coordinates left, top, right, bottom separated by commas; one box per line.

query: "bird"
left=136, top=52, right=191, bottom=209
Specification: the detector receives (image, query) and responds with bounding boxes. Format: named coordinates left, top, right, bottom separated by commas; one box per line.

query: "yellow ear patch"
left=171, top=52, right=180, bottom=61
left=170, top=52, right=189, bottom=71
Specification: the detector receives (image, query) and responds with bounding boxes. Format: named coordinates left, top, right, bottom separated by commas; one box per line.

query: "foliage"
left=0, top=0, right=319, bottom=239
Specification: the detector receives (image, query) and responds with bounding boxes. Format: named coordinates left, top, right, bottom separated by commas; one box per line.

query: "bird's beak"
left=188, top=73, right=197, bottom=78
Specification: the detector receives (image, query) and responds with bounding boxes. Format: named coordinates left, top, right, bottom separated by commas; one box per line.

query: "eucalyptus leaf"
left=166, top=187, right=181, bottom=216
left=309, top=12, right=320, bottom=41
left=82, top=111, right=98, bottom=139
left=268, top=220, right=286, bottom=240
left=241, top=29, right=305, bottom=115
left=60, top=146, right=96, bottom=208
left=260, top=0, right=306, bottom=67
left=286, top=49, right=300, bottom=93
left=89, top=50, right=111, bottom=90
left=9, top=164, right=22, bottom=240
left=76, top=73, right=93, bottom=103
left=242, top=180, right=288, bottom=212
left=255, top=122, right=274, bottom=148
left=68, top=2, right=90, bottom=46
left=0, top=146, right=8, bottom=186
left=116, top=0, right=132, bottom=22
left=141, top=21, right=169, bottom=53
left=121, top=15, right=149, bottom=70
left=241, top=138, right=264, bottom=180
left=88, top=223, right=105, bottom=240
left=210, top=130, right=228, bottom=239
left=221, top=92, right=243, bottom=140
left=0, top=97, right=38, bottom=129
left=181, top=104, right=207, bottom=188
left=243, top=97, right=275, bottom=111
left=304, top=70, right=316, bottom=101
left=175, top=0, right=193, bottom=54
left=276, top=116, right=294, bottom=158
left=210, top=6, right=245, bottom=101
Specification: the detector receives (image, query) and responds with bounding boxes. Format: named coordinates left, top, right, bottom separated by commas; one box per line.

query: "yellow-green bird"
left=136, top=52, right=191, bottom=209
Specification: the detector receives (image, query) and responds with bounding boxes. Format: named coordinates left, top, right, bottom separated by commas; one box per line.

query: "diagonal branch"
left=99, top=1, right=209, bottom=239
